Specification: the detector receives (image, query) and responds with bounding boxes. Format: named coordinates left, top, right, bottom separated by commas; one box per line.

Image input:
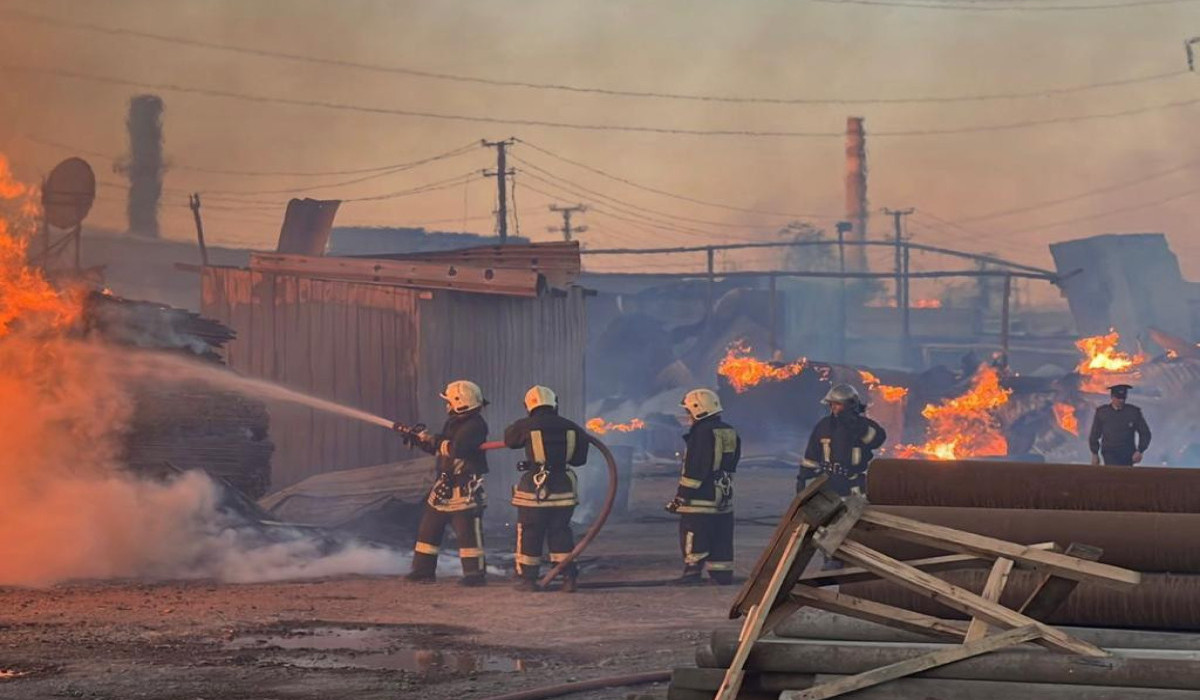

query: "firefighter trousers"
left=679, top=511, right=734, bottom=581
left=411, top=505, right=486, bottom=580
left=515, top=506, right=576, bottom=580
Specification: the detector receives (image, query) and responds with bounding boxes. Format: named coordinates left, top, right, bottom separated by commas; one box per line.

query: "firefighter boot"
left=559, top=563, right=579, bottom=594
left=513, top=568, right=541, bottom=593
left=459, top=573, right=487, bottom=587
left=709, top=570, right=735, bottom=586
left=670, top=563, right=705, bottom=586
left=405, top=553, right=437, bottom=583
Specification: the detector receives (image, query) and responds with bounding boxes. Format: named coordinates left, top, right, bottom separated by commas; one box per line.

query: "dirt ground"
left=0, top=466, right=795, bottom=700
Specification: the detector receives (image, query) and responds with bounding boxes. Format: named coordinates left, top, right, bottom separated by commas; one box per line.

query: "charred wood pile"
left=669, top=477, right=1200, bottom=700
left=82, top=292, right=274, bottom=498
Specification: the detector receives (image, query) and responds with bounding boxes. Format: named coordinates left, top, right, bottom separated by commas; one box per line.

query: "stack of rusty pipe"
left=844, top=459, right=1200, bottom=631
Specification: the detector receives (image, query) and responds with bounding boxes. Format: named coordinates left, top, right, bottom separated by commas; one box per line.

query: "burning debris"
left=585, top=417, right=646, bottom=435
left=1075, top=329, right=1145, bottom=390
left=717, top=340, right=807, bottom=393
left=857, top=370, right=908, bottom=404
left=896, top=366, right=1012, bottom=460
left=1054, top=402, right=1080, bottom=436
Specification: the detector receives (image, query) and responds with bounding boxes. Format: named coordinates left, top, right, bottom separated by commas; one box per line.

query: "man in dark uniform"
left=666, top=388, right=741, bottom=586
left=503, top=385, right=590, bottom=593
left=1088, top=384, right=1151, bottom=466
left=402, top=380, right=490, bottom=586
left=800, top=384, right=887, bottom=497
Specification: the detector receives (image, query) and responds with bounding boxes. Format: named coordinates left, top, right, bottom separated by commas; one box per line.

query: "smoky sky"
left=1, top=0, right=1199, bottom=286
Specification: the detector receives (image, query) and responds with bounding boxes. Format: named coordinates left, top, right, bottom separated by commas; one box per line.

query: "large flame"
left=1053, top=402, right=1079, bottom=436
left=1075, top=330, right=1145, bottom=374
left=858, top=370, right=909, bottom=404
left=586, top=417, right=645, bottom=435
left=718, top=340, right=806, bottom=393
left=895, top=366, right=1011, bottom=460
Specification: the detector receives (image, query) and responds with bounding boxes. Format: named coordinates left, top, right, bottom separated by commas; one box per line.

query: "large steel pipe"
left=867, top=459, right=1200, bottom=513
left=854, top=506, right=1200, bottom=573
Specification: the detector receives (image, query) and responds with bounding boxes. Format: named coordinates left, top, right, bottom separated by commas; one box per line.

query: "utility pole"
left=482, top=138, right=516, bottom=243
left=883, top=208, right=914, bottom=366
left=1186, top=36, right=1200, bottom=72
left=189, top=193, right=209, bottom=266
left=548, top=204, right=588, bottom=242
left=835, top=220, right=852, bottom=363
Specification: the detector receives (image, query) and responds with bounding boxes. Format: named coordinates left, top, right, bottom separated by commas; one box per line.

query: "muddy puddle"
left=228, top=626, right=541, bottom=676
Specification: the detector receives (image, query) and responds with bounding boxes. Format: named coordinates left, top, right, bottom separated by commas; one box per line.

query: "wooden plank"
left=716, top=523, right=812, bottom=700
left=791, top=585, right=968, bottom=642
left=965, top=557, right=1015, bottom=643
left=835, top=538, right=1108, bottom=657
left=1020, top=543, right=1104, bottom=620
left=815, top=493, right=867, bottom=556
left=857, top=509, right=1141, bottom=590
left=730, top=475, right=828, bottom=619
left=779, top=624, right=1043, bottom=700
left=798, top=553, right=987, bottom=586
left=250, top=252, right=540, bottom=297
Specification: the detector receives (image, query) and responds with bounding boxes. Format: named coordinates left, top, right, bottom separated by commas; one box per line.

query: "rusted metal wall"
left=202, top=269, right=587, bottom=502
left=417, top=287, right=588, bottom=515
left=202, top=267, right=422, bottom=488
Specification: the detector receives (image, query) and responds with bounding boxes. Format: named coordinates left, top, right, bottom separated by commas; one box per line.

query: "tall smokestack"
left=844, top=116, right=868, bottom=272
left=125, top=94, right=164, bottom=238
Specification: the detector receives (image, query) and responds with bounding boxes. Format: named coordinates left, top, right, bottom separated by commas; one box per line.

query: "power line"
left=8, top=63, right=1200, bottom=139
left=518, top=140, right=838, bottom=219
left=5, top=7, right=1190, bottom=105
left=813, top=0, right=1200, bottom=10
left=995, top=184, right=1200, bottom=235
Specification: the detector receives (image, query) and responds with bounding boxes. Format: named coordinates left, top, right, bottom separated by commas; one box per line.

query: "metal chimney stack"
left=844, top=117, right=869, bottom=272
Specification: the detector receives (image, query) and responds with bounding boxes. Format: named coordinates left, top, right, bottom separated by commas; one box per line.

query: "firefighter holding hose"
left=503, top=385, right=590, bottom=593
left=800, top=384, right=887, bottom=497
left=399, top=380, right=490, bottom=586
left=666, top=388, right=741, bottom=586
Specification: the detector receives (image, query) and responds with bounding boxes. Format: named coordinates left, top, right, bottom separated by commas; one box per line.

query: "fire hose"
left=395, top=423, right=618, bottom=589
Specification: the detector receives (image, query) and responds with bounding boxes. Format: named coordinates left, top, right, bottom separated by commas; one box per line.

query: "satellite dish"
left=42, top=158, right=96, bottom=230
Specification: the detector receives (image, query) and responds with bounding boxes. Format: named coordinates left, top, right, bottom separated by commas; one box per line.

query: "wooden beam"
left=779, top=625, right=1043, bottom=700
left=834, top=538, right=1108, bottom=657
left=798, top=553, right=987, bottom=587
left=857, top=509, right=1141, bottom=590
left=815, top=493, right=867, bottom=556
left=791, top=585, right=967, bottom=642
left=716, top=523, right=812, bottom=700
left=249, top=252, right=541, bottom=297
left=965, top=557, right=1015, bottom=642
left=1020, top=543, right=1104, bottom=620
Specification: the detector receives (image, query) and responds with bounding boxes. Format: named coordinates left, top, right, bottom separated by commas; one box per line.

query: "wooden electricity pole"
left=548, top=203, right=587, bottom=242
left=483, top=138, right=516, bottom=243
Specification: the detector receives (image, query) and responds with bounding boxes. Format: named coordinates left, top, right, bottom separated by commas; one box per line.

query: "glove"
left=1132, top=451, right=1143, bottom=465
left=1090, top=454, right=1101, bottom=466
left=664, top=496, right=684, bottom=514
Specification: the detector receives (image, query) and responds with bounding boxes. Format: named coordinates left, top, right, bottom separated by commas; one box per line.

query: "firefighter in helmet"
left=405, top=380, right=490, bottom=586
left=800, top=384, right=887, bottom=497
left=666, top=388, right=741, bottom=585
left=503, top=385, right=590, bottom=592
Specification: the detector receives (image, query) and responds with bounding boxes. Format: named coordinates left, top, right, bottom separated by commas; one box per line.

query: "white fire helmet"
left=681, top=388, right=722, bottom=421
left=441, top=380, right=485, bottom=414
left=524, top=385, right=558, bottom=413
left=822, top=383, right=863, bottom=406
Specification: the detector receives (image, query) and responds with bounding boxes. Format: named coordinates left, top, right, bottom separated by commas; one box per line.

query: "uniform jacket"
left=676, top=415, right=741, bottom=514
left=1088, top=404, right=1151, bottom=456
left=801, top=411, right=887, bottom=482
left=504, top=406, right=590, bottom=508
left=420, top=410, right=489, bottom=512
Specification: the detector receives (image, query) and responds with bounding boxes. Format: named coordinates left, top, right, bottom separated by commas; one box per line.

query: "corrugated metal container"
left=201, top=267, right=586, bottom=511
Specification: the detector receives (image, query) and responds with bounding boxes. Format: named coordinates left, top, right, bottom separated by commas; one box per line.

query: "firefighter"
left=800, top=384, right=887, bottom=497
left=503, top=385, right=590, bottom=593
left=1088, top=384, right=1151, bottom=467
left=666, top=388, right=740, bottom=586
left=404, top=380, right=490, bottom=586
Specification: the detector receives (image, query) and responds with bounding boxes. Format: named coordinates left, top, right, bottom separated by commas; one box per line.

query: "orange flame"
left=1053, top=402, right=1079, bottom=436
left=1075, top=330, right=1145, bottom=374
left=718, top=340, right=806, bottom=393
left=858, top=370, right=909, bottom=404
left=586, top=417, right=645, bottom=435
left=867, top=298, right=942, bottom=309
left=895, top=366, right=1011, bottom=461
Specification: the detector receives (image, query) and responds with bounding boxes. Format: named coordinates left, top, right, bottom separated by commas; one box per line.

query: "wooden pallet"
left=715, top=480, right=1142, bottom=700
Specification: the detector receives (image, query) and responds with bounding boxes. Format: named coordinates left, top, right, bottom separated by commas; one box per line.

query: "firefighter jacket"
left=1088, top=404, right=1151, bottom=457
left=675, top=415, right=741, bottom=514
left=504, top=406, right=590, bottom=508
left=420, top=410, right=489, bottom=512
left=801, top=411, right=886, bottom=484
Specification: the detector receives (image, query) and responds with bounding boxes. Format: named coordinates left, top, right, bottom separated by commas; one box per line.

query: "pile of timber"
left=668, top=477, right=1200, bottom=699
left=857, top=459, right=1200, bottom=630
left=84, top=292, right=274, bottom=498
